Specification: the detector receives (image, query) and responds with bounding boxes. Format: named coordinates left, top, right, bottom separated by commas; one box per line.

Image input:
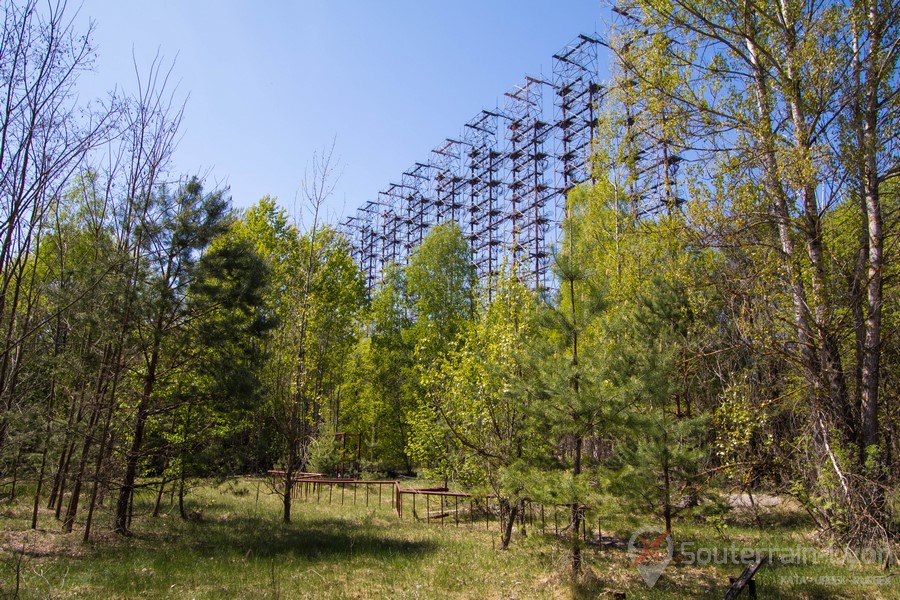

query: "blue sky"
left=76, top=1, right=609, bottom=223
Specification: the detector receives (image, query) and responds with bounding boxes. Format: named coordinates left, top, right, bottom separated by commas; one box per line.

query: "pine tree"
left=607, top=278, right=709, bottom=534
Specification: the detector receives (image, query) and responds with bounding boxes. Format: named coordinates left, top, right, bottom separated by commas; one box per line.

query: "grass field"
left=0, top=478, right=897, bottom=598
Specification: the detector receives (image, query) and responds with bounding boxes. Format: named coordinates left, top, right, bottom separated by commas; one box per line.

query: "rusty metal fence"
left=266, top=471, right=608, bottom=542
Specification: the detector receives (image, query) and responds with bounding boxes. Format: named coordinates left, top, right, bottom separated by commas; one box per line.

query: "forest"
left=1, top=0, right=900, bottom=596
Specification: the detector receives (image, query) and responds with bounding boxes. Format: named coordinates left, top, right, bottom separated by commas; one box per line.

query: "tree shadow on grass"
left=7, top=515, right=437, bottom=599
left=127, top=515, right=436, bottom=562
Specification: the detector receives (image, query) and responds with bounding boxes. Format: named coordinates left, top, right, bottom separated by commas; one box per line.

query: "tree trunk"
left=177, top=398, right=194, bottom=520
left=663, top=444, right=672, bottom=534
left=48, top=376, right=92, bottom=513
left=153, top=477, right=167, bottom=518
left=858, top=2, right=885, bottom=464
left=571, top=436, right=583, bottom=575
left=283, top=437, right=296, bottom=524
left=83, top=384, right=119, bottom=542
left=63, top=343, right=113, bottom=534
left=31, top=320, right=65, bottom=529
left=31, top=442, right=49, bottom=529
left=8, top=447, right=19, bottom=502
left=178, top=475, right=187, bottom=520
left=500, top=498, right=519, bottom=550
left=779, top=8, right=851, bottom=434
left=744, top=20, right=819, bottom=388
left=83, top=339, right=127, bottom=542
left=114, top=337, right=160, bottom=534
left=62, top=404, right=100, bottom=533
left=54, top=430, right=79, bottom=520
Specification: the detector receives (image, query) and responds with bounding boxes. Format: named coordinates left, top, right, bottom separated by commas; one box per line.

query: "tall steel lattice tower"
left=339, top=34, right=675, bottom=294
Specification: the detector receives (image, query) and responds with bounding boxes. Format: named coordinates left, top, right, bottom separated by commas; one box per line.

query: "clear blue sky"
left=76, top=1, right=609, bottom=223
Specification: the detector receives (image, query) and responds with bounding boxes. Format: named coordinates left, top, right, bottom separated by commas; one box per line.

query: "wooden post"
left=582, top=510, right=587, bottom=541
left=581, top=515, right=587, bottom=542
left=724, top=555, right=765, bottom=600
left=598, top=518, right=602, bottom=549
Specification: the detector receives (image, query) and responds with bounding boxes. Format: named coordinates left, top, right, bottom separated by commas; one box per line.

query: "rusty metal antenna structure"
left=339, top=33, right=676, bottom=295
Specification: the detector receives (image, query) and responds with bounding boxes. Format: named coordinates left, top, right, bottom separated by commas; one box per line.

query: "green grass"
left=1, top=480, right=898, bottom=598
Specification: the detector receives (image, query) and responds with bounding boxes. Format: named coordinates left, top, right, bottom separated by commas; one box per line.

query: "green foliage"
left=337, top=264, right=419, bottom=474
left=234, top=197, right=365, bottom=479
left=6, top=0, right=900, bottom=560
left=713, top=381, right=775, bottom=478
left=173, top=224, right=275, bottom=476
left=411, top=270, right=542, bottom=493
left=405, top=221, right=475, bottom=351
left=606, top=277, right=712, bottom=532
left=339, top=224, right=477, bottom=478
left=403, top=224, right=479, bottom=477
left=305, top=433, right=341, bottom=475
left=5, top=477, right=896, bottom=600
